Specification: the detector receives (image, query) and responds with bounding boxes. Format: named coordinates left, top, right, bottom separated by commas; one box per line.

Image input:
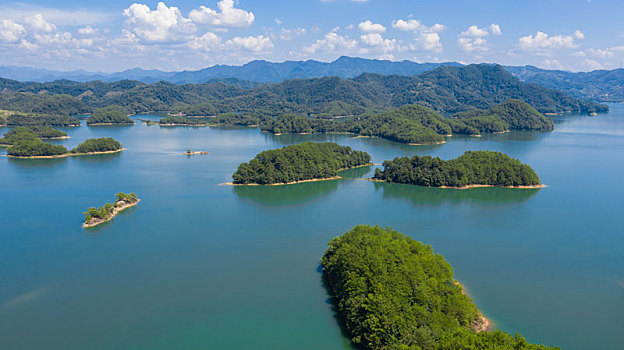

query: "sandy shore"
left=454, top=281, right=492, bottom=333
left=87, top=123, right=134, bottom=126
left=6, top=148, right=126, bottom=159
left=409, top=140, right=446, bottom=146
left=83, top=199, right=140, bottom=228
left=368, top=179, right=545, bottom=189
left=221, top=176, right=343, bottom=186
left=41, top=136, right=71, bottom=140
left=159, top=123, right=207, bottom=127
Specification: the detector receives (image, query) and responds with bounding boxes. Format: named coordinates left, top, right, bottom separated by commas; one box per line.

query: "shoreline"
left=83, top=199, right=140, bottom=228
left=408, top=140, right=446, bottom=146
left=6, top=148, right=126, bottom=159
left=454, top=281, right=492, bottom=333
left=183, top=151, right=209, bottom=155
left=368, top=179, right=546, bottom=189
left=41, top=136, right=71, bottom=140
left=87, top=123, right=134, bottom=126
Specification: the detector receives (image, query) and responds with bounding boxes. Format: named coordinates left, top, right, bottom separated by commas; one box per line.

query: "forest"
left=0, top=64, right=607, bottom=119
left=6, top=139, right=68, bottom=157
left=373, top=151, right=542, bottom=188
left=321, top=224, right=559, bottom=350
left=232, top=142, right=371, bottom=185
left=86, top=106, right=134, bottom=125
left=0, top=126, right=67, bottom=145
left=71, top=138, right=122, bottom=154
left=5, top=113, right=80, bottom=127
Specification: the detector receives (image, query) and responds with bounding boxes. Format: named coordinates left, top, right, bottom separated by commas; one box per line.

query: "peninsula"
left=230, top=142, right=371, bottom=185
left=86, top=106, right=134, bottom=125
left=83, top=192, right=140, bottom=228
left=373, top=150, right=543, bottom=188
left=321, top=225, right=558, bottom=349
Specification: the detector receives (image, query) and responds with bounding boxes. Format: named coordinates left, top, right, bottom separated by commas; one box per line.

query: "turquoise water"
left=1, top=106, right=623, bottom=349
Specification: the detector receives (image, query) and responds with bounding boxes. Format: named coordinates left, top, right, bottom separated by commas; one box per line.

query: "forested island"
left=86, top=106, right=134, bottom=125
left=6, top=137, right=123, bottom=158
left=231, top=142, right=371, bottom=185
left=0, top=126, right=68, bottom=146
left=4, top=113, right=80, bottom=127
left=83, top=192, right=139, bottom=228
left=373, top=151, right=543, bottom=188
left=321, top=225, right=559, bottom=350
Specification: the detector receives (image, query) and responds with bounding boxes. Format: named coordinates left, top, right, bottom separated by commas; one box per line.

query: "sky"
left=0, top=0, right=623, bottom=72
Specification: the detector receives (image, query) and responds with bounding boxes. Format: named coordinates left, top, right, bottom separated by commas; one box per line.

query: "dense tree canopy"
left=232, top=142, right=371, bottom=184
left=6, top=113, right=80, bottom=127
left=71, top=137, right=122, bottom=154
left=0, top=126, right=67, bottom=145
left=321, top=225, right=559, bottom=350
left=6, top=139, right=68, bottom=157
left=86, top=105, right=134, bottom=125
left=83, top=192, right=138, bottom=224
left=374, top=151, right=541, bottom=188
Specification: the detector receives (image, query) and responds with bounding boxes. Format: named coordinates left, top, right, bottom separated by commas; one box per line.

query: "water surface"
left=1, top=106, right=623, bottom=349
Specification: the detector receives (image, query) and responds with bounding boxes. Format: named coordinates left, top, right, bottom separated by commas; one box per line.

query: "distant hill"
left=0, top=64, right=607, bottom=117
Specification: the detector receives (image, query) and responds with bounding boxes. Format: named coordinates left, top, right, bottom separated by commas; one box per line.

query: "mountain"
left=0, top=64, right=607, bottom=117
left=506, top=65, right=624, bottom=102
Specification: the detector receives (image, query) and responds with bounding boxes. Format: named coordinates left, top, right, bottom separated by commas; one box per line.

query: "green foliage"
left=6, top=139, right=68, bottom=157
left=374, top=151, right=541, bottom=187
left=83, top=192, right=139, bottom=224
left=171, top=103, right=218, bottom=116
left=86, top=105, right=133, bottom=125
left=6, top=113, right=80, bottom=127
left=321, top=225, right=559, bottom=350
left=159, top=116, right=210, bottom=126
left=71, top=137, right=122, bottom=154
left=0, top=93, right=90, bottom=116
left=0, top=126, right=67, bottom=145
left=232, top=142, right=371, bottom=184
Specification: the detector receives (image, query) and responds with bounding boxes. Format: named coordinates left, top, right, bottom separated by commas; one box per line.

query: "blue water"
left=1, top=106, right=623, bottom=349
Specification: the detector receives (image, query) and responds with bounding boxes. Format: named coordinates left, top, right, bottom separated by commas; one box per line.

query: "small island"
left=6, top=137, right=124, bottom=158
left=86, top=106, right=134, bottom=125
left=230, top=142, right=372, bottom=185
left=321, top=225, right=558, bottom=350
left=83, top=192, right=140, bottom=228
left=373, top=150, right=543, bottom=188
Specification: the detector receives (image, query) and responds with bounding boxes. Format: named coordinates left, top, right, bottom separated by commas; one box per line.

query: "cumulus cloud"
left=23, top=14, right=56, bottom=33
left=518, top=30, right=584, bottom=52
left=358, top=20, right=386, bottom=33
left=188, top=0, right=254, bottom=28
left=457, top=24, right=501, bottom=53
left=225, top=35, right=273, bottom=52
left=78, top=26, right=99, bottom=35
left=302, top=32, right=357, bottom=54
left=392, top=18, right=445, bottom=53
left=0, top=19, right=26, bottom=42
left=359, top=33, right=396, bottom=52
left=582, top=58, right=604, bottom=70
left=123, top=2, right=195, bottom=42
left=188, top=32, right=222, bottom=51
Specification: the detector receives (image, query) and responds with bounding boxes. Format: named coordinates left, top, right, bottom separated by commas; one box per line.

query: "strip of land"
left=6, top=148, right=126, bottom=159
left=83, top=199, right=140, bottom=228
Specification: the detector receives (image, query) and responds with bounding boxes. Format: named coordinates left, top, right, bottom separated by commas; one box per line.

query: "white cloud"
left=518, top=30, right=584, bottom=52
left=274, top=18, right=282, bottom=25
left=123, top=2, right=195, bottom=42
left=0, top=3, right=115, bottom=26
left=78, top=26, right=99, bottom=35
left=302, top=32, right=357, bottom=54
left=490, top=24, right=502, bottom=36
left=457, top=24, right=501, bottom=53
left=280, top=27, right=306, bottom=41
left=582, top=58, right=604, bottom=70
left=541, top=59, right=563, bottom=70
left=358, top=20, right=386, bottom=33
left=392, top=18, right=446, bottom=53
left=188, top=0, right=254, bottom=28
left=23, top=14, right=56, bottom=33
left=188, top=32, right=222, bottom=51
left=360, top=33, right=396, bottom=52
left=0, top=19, right=26, bottom=42
left=225, top=35, right=273, bottom=52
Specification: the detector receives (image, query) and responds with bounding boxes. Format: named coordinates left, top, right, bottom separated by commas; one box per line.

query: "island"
left=86, top=106, right=134, bottom=125
left=321, top=225, right=559, bottom=350
left=373, top=150, right=543, bottom=188
left=6, top=137, right=123, bottom=158
left=83, top=192, right=140, bottom=228
left=0, top=126, right=68, bottom=146
left=230, top=142, right=372, bottom=185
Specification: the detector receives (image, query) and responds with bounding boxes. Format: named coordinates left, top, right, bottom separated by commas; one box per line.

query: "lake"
left=1, top=105, right=623, bottom=349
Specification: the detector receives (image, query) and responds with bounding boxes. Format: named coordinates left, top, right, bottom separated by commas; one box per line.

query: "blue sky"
left=0, top=0, right=622, bottom=72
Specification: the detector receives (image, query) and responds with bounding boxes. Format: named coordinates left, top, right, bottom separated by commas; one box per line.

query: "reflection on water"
left=373, top=181, right=540, bottom=207
left=233, top=179, right=340, bottom=206
left=337, top=165, right=375, bottom=179
left=7, top=156, right=68, bottom=169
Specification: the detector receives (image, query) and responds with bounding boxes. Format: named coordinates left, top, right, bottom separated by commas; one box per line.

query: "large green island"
left=373, top=151, right=543, bottom=188
left=83, top=192, right=140, bottom=228
left=86, top=106, right=134, bottom=125
left=6, top=136, right=124, bottom=158
left=230, top=142, right=372, bottom=185
left=321, top=225, right=559, bottom=350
